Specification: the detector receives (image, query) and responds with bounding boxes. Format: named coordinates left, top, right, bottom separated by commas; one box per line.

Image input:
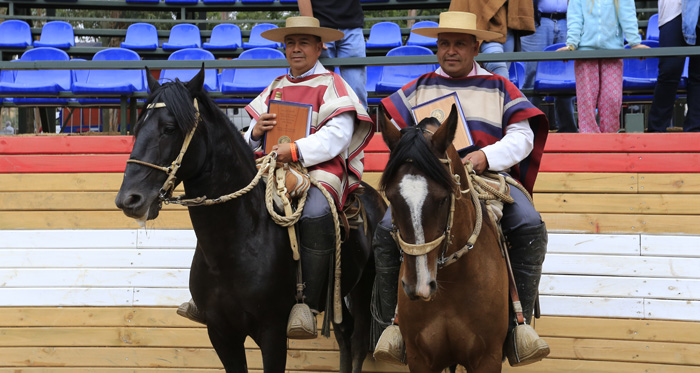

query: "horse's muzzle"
left=115, top=190, right=161, bottom=221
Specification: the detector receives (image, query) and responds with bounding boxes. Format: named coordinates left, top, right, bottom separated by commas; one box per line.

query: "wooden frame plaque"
left=263, top=100, right=313, bottom=154
left=411, top=92, right=473, bottom=151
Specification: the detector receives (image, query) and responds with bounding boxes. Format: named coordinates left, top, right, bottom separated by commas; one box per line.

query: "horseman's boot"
left=371, top=225, right=405, bottom=365
left=286, top=212, right=335, bottom=339
left=177, top=298, right=206, bottom=325
left=504, top=221, right=551, bottom=366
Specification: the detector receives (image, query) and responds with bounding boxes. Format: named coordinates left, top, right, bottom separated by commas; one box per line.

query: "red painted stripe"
left=540, top=153, right=700, bottom=173
left=365, top=153, right=389, bottom=172
left=543, top=133, right=700, bottom=153
left=0, top=136, right=134, bottom=155
left=0, top=155, right=130, bottom=173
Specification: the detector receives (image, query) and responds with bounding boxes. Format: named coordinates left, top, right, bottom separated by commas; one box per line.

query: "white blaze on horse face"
left=399, top=174, right=433, bottom=298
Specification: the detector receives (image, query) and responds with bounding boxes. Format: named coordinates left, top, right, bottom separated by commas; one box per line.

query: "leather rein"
left=393, top=153, right=484, bottom=269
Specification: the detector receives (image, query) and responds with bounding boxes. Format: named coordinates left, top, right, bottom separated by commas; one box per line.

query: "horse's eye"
left=163, top=125, right=177, bottom=135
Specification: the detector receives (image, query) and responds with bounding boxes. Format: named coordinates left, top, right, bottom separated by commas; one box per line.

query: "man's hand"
left=462, top=150, right=489, bottom=174
left=251, top=113, right=277, bottom=141
left=272, top=143, right=294, bottom=163
left=631, top=43, right=651, bottom=49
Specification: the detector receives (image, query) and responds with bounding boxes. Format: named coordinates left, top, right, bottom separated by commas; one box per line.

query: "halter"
left=125, top=100, right=200, bottom=203
left=393, top=153, right=484, bottom=268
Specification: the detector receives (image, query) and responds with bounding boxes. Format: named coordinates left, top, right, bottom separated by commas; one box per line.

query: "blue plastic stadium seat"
left=622, top=40, right=659, bottom=90
left=534, top=43, right=576, bottom=93
left=162, top=24, right=202, bottom=51
left=0, top=47, right=72, bottom=94
left=0, top=20, right=32, bottom=48
left=220, top=47, right=286, bottom=95
left=241, top=0, right=273, bottom=3
left=406, top=21, right=438, bottom=47
left=33, top=21, right=75, bottom=49
left=121, top=23, right=159, bottom=50
left=202, top=0, right=236, bottom=3
left=366, top=22, right=402, bottom=49
left=203, top=23, right=242, bottom=50
left=159, top=48, right=219, bottom=91
left=646, top=14, right=659, bottom=41
left=165, top=0, right=198, bottom=4
left=509, top=61, right=525, bottom=89
left=375, top=46, right=437, bottom=94
left=366, top=65, right=382, bottom=94
left=680, top=57, right=690, bottom=89
left=72, top=48, right=147, bottom=95
left=242, top=23, right=281, bottom=49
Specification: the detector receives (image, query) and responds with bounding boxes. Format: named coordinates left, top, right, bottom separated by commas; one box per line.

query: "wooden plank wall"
left=1, top=133, right=700, bottom=371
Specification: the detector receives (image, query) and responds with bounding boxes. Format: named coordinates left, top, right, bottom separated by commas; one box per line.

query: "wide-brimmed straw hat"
left=261, top=16, right=344, bottom=43
left=411, top=11, right=502, bottom=41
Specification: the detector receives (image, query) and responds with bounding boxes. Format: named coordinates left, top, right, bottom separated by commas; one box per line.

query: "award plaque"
left=411, top=92, right=473, bottom=152
left=263, top=100, right=313, bottom=154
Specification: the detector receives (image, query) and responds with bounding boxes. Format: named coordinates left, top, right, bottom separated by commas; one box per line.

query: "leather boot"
left=504, top=222, right=550, bottom=366
left=177, top=298, right=206, bottom=325
left=286, top=213, right=335, bottom=339
left=371, top=225, right=405, bottom=365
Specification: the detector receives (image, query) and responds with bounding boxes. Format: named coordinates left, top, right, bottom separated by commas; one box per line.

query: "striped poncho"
left=380, top=69, right=548, bottom=194
left=246, top=69, right=374, bottom=207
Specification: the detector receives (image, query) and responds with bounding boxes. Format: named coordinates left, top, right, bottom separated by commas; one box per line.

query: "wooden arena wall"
left=1, top=133, right=700, bottom=372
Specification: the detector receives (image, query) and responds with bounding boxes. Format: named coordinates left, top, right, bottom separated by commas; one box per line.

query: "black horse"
left=115, top=68, right=386, bottom=372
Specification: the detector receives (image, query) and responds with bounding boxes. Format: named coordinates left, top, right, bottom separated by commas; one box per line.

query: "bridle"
left=392, top=135, right=484, bottom=268
left=125, top=99, right=200, bottom=204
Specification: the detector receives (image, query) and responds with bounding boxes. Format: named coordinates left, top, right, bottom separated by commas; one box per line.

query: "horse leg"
left=333, top=301, right=355, bottom=373
left=207, top=327, right=247, bottom=373
left=348, top=257, right=374, bottom=373
left=257, top=325, right=289, bottom=373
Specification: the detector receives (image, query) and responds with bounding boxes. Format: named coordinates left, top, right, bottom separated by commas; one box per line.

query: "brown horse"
left=379, top=106, right=509, bottom=372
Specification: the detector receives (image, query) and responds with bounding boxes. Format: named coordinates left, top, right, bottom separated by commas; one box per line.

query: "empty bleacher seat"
left=0, top=47, right=72, bottom=94
left=121, top=23, right=159, bottom=50
left=622, top=40, right=659, bottom=90
left=646, top=14, right=659, bottom=41
left=220, top=47, right=286, bottom=95
left=0, top=20, right=32, bottom=48
left=509, top=61, right=525, bottom=89
left=534, top=43, right=576, bottom=93
left=366, top=22, right=403, bottom=49
left=162, top=24, right=202, bottom=51
left=33, top=21, right=75, bottom=49
left=159, top=48, right=219, bottom=91
left=72, top=48, right=147, bottom=95
left=406, top=21, right=438, bottom=47
left=375, top=45, right=436, bottom=94
left=242, top=23, right=281, bottom=49
left=203, top=24, right=242, bottom=50
left=366, top=65, right=382, bottom=94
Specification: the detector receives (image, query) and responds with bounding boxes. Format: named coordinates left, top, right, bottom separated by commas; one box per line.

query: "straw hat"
left=261, top=16, right=344, bottom=43
left=411, top=11, right=502, bottom=41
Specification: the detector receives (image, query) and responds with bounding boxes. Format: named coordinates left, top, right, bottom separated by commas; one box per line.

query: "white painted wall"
left=1, top=230, right=699, bottom=321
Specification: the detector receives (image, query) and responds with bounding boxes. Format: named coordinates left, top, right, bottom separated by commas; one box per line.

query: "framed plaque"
left=411, top=92, right=473, bottom=152
left=263, top=100, right=313, bottom=155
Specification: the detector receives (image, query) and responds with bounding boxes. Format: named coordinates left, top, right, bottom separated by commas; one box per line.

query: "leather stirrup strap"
left=503, top=240, right=526, bottom=325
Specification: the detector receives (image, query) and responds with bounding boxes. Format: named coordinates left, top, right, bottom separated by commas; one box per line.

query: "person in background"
left=648, top=0, right=700, bottom=132
left=298, top=0, right=368, bottom=109
left=521, top=0, right=579, bottom=132
left=3, top=121, right=15, bottom=135
left=558, top=0, right=649, bottom=133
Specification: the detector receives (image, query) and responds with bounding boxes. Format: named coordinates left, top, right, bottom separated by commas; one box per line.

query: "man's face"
left=284, top=34, right=323, bottom=77
left=436, top=33, right=480, bottom=78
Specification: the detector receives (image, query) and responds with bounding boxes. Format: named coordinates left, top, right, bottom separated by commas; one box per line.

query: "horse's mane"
left=380, top=117, right=456, bottom=193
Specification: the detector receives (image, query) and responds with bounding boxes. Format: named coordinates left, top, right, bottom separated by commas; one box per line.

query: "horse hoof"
left=286, top=303, right=317, bottom=339
left=373, top=325, right=406, bottom=365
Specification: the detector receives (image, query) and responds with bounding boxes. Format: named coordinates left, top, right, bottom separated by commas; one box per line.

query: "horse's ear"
left=146, top=67, right=160, bottom=93
left=432, top=104, right=459, bottom=154
left=186, top=63, right=206, bottom=94
left=379, top=105, right=401, bottom=152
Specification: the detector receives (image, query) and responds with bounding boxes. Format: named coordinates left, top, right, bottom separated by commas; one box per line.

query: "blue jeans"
left=649, top=14, right=700, bottom=132
left=322, top=27, right=368, bottom=109
left=480, top=29, right=515, bottom=79
left=520, top=17, right=577, bottom=132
